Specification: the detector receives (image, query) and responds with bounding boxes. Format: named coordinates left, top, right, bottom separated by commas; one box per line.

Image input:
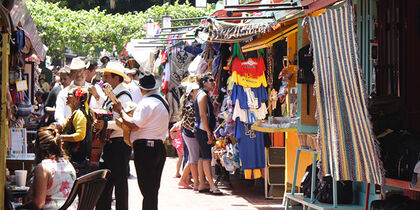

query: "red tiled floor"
left=126, top=157, right=284, bottom=210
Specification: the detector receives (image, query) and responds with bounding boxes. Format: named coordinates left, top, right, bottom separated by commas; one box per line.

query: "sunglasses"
left=207, top=78, right=215, bottom=82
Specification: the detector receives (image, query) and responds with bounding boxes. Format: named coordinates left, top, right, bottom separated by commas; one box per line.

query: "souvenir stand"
left=1, top=0, right=47, bottom=203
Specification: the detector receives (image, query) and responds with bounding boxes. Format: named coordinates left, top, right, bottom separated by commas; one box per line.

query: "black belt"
left=134, top=139, right=163, bottom=147
left=106, top=137, right=124, bottom=144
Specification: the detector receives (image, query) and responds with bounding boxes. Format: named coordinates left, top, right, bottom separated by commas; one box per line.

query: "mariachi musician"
left=94, top=61, right=133, bottom=210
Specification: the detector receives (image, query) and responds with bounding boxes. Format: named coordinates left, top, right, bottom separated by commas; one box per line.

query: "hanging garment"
left=169, top=49, right=194, bottom=90
left=231, top=57, right=266, bottom=78
left=308, top=4, right=383, bottom=184
left=161, top=62, right=171, bottom=95
left=234, top=119, right=265, bottom=170
left=231, top=71, right=267, bottom=88
left=232, top=100, right=267, bottom=124
left=231, top=84, right=268, bottom=109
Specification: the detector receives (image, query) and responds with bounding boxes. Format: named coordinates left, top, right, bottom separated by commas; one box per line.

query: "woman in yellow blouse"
left=58, top=87, right=93, bottom=177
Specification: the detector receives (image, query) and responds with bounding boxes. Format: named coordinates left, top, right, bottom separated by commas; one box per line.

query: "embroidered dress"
left=40, top=157, right=77, bottom=210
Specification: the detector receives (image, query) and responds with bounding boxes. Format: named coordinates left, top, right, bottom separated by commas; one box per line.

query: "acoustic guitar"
left=103, top=83, right=135, bottom=147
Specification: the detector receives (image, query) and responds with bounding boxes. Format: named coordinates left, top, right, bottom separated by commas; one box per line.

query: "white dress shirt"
left=102, top=83, right=133, bottom=139
left=89, top=83, right=106, bottom=109
left=130, top=90, right=169, bottom=142
left=126, top=81, right=143, bottom=104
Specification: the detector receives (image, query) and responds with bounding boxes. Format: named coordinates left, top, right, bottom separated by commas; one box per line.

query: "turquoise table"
left=284, top=147, right=363, bottom=210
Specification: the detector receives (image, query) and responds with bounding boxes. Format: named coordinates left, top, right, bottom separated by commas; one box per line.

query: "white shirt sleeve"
left=54, top=88, right=68, bottom=125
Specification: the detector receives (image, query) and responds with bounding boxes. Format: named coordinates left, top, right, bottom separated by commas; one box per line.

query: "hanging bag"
left=297, top=45, right=315, bottom=84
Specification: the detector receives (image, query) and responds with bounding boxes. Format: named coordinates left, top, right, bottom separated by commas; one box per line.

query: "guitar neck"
left=104, top=84, right=120, bottom=105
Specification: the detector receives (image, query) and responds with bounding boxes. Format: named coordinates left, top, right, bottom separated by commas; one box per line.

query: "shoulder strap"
left=115, top=90, right=133, bottom=101
left=103, top=90, right=133, bottom=110
left=149, top=94, right=169, bottom=113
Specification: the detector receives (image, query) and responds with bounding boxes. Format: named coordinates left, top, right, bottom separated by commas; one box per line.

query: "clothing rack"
left=224, top=2, right=297, bottom=8
left=227, top=6, right=308, bottom=13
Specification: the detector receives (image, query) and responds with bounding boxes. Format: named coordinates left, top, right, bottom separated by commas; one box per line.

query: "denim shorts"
left=195, top=128, right=212, bottom=160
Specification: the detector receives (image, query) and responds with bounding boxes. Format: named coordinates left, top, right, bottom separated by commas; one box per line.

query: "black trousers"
left=96, top=137, right=132, bottom=210
left=133, top=139, right=166, bottom=210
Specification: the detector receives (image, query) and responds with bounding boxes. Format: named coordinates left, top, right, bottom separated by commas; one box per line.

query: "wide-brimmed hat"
left=185, top=82, right=199, bottom=95
left=69, top=57, right=89, bottom=70
left=138, top=71, right=161, bottom=90
left=124, top=68, right=137, bottom=75
left=57, top=65, right=71, bottom=74
left=181, top=75, right=200, bottom=87
left=99, top=61, right=131, bottom=82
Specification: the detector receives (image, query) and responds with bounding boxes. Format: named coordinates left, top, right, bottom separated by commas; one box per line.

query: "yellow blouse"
left=62, top=109, right=87, bottom=142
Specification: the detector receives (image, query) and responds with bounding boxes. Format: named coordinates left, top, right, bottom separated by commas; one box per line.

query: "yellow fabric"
left=244, top=169, right=263, bottom=179
left=232, top=71, right=267, bottom=88
left=227, top=76, right=234, bottom=90
left=65, top=109, right=87, bottom=142
left=242, top=23, right=298, bottom=53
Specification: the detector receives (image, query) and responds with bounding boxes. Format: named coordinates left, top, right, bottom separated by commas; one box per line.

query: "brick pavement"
left=124, top=157, right=292, bottom=210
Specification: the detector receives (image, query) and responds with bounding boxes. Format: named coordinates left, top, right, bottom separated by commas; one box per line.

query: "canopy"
left=241, top=21, right=298, bottom=52
left=10, top=0, right=47, bottom=61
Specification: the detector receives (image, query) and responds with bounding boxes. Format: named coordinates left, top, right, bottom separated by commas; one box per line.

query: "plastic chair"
left=58, top=169, right=110, bottom=210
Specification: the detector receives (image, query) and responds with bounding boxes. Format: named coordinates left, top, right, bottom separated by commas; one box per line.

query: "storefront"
left=1, top=0, right=47, bottom=206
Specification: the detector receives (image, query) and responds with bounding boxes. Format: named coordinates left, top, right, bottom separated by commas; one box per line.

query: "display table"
left=6, top=154, right=35, bottom=176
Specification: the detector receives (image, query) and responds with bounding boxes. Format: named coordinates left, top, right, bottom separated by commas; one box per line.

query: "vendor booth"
left=135, top=0, right=420, bottom=208
left=0, top=0, right=47, bottom=205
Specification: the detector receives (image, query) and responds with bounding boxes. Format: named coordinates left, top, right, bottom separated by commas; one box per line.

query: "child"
left=170, top=122, right=184, bottom=178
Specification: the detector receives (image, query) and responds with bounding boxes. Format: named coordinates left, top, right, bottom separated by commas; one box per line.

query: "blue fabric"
left=212, top=54, right=221, bottom=77
left=184, top=46, right=203, bottom=56
left=231, top=84, right=268, bottom=109
left=182, top=128, right=194, bottom=138
left=234, top=118, right=265, bottom=169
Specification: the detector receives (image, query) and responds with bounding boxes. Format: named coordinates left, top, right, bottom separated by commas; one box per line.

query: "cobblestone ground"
left=121, top=157, right=289, bottom=210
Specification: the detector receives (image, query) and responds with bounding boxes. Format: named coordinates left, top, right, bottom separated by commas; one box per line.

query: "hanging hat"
left=69, top=57, right=89, bottom=70
left=99, top=61, right=131, bottom=82
left=137, top=71, right=161, bottom=90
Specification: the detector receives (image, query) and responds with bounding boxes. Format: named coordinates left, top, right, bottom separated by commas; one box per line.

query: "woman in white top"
left=17, top=127, right=77, bottom=210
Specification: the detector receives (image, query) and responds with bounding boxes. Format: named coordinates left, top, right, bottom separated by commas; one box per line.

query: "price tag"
left=16, top=80, right=28, bottom=91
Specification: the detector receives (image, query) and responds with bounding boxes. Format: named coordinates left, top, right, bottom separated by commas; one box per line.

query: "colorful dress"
left=40, top=157, right=78, bottom=210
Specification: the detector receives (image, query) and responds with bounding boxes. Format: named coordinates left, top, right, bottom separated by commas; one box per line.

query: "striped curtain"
left=308, top=4, right=383, bottom=184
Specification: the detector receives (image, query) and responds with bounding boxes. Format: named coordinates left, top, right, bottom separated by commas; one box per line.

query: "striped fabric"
left=307, top=4, right=383, bottom=184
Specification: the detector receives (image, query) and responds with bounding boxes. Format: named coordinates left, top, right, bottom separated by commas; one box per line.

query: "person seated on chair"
left=17, top=127, right=77, bottom=210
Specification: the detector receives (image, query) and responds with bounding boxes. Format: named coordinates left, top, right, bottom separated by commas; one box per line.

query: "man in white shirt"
left=45, top=66, right=73, bottom=125
left=124, top=68, right=143, bottom=104
left=54, top=57, right=102, bottom=125
left=113, top=71, right=169, bottom=210
left=95, top=62, right=133, bottom=210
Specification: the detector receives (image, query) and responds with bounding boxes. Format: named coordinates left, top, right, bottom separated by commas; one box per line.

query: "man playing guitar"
left=94, top=62, right=133, bottom=210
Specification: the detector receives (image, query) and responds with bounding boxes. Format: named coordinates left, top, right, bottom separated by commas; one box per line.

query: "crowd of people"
left=17, top=56, right=223, bottom=210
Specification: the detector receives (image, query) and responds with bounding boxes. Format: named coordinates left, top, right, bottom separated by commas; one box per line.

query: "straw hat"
left=69, top=57, right=89, bottom=70
left=181, top=75, right=200, bottom=87
left=57, top=66, right=71, bottom=74
left=124, top=68, right=137, bottom=75
left=99, top=61, right=131, bottom=82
